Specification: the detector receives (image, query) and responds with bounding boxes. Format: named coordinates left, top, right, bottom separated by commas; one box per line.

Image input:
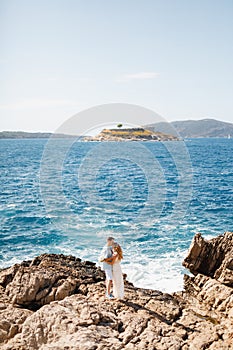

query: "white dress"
left=112, top=257, right=124, bottom=299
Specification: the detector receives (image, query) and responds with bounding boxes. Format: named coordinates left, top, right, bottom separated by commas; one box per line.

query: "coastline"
left=0, top=232, right=232, bottom=349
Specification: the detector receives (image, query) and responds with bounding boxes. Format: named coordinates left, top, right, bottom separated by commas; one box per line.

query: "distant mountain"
left=145, top=119, right=233, bottom=138
left=0, top=131, right=84, bottom=139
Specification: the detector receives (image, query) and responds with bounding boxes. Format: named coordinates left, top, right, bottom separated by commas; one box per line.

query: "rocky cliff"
left=0, top=232, right=232, bottom=349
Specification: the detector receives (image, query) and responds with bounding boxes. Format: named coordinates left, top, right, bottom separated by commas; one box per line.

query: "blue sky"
left=1, top=0, right=233, bottom=131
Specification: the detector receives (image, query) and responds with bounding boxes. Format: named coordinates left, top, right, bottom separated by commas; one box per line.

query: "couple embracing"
left=99, top=237, right=124, bottom=300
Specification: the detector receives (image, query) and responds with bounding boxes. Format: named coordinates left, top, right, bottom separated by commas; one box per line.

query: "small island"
left=84, top=127, right=179, bottom=142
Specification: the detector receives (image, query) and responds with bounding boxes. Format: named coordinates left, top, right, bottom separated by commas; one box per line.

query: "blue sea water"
left=0, top=138, right=232, bottom=292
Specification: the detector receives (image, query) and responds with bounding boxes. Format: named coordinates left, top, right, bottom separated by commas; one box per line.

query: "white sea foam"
left=202, top=233, right=218, bottom=240
left=121, top=248, right=187, bottom=293
left=6, top=203, right=17, bottom=208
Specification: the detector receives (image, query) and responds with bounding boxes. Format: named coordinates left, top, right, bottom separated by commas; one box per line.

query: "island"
left=0, top=232, right=232, bottom=349
left=84, top=127, right=179, bottom=142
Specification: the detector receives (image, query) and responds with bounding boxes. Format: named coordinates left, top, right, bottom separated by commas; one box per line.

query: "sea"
left=0, top=138, right=232, bottom=292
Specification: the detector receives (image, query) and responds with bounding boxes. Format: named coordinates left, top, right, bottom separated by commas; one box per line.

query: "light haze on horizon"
left=0, top=0, right=233, bottom=132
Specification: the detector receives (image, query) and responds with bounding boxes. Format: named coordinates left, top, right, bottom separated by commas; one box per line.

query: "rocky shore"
left=0, top=232, right=232, bottom=349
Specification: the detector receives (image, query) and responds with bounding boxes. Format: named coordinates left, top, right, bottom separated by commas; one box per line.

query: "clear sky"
left=1, top=0, right=233, bottom=132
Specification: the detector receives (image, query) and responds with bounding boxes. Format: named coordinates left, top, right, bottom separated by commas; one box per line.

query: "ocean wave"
left=0, top=139, right=232, bottom=292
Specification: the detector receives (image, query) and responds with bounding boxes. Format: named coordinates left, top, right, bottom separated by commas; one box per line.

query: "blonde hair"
left=113, top=242, right=123, bottom=260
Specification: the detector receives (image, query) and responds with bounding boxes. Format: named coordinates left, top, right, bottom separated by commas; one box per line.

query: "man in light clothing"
left=99, top=236, right=115, bottom=299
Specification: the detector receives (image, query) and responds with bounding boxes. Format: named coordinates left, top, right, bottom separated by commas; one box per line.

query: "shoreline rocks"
left=0, top=232, right=232, bottom=349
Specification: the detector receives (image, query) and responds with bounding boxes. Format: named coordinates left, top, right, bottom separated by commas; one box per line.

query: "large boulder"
left=2, top=254, right=105, bottom=309
left=183, top=231, right=233, bottom=287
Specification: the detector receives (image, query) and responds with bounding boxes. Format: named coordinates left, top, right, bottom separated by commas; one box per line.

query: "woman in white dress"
left=110, top=242, right=124, bottom=299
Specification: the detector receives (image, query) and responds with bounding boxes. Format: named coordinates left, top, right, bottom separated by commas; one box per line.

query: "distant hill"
left=145, top=119, right=233, bottom=138
left=0, top=131, right=83, bottom=139
left=2, top=119, right=233, bottom=139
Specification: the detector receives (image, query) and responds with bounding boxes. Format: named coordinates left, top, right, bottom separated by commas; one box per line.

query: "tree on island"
left=117, top=123, right=123, bottom=128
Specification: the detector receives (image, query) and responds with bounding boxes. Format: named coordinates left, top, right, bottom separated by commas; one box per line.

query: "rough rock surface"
left=183, top=231, right=233, bottom=286
left=0, top=232, right=232, bottom=349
